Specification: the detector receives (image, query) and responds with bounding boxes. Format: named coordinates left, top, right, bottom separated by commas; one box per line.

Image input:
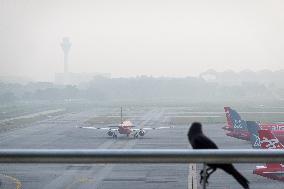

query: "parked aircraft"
left=223, top=107, right=284, bottom=141
left=246, top=121, right=284, bottom=149
left=253, top=129, right=284, bottom=181
left=223, top=107, right=284, bottom=181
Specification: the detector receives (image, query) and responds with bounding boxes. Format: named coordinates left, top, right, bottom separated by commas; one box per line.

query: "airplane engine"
left=139, top=130, right=145, bottom=136
left=107, top=130, right=114, bottom=136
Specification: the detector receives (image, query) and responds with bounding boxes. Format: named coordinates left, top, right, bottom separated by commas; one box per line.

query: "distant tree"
left=0, top=92, right=17, bottom=103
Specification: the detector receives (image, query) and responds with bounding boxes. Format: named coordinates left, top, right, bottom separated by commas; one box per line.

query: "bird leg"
left=204, top=167, right=216, bottom=183
left=199, top=170, right=204, bottom=184
left=199, top=169, right=208, bottom=184
left=199, top=167, right=217, bottom=184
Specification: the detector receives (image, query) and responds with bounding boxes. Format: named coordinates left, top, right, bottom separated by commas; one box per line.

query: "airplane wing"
left=132, top=126, right=174, bottom=131
left=78, top=126, right=118, bottom=131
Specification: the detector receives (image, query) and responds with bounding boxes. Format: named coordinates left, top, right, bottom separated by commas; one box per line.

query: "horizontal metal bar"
left=0, top=149, right=283, bottom=164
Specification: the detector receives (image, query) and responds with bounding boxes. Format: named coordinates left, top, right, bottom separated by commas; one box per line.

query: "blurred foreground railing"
left=0, top=149, right=283, bottom=163
left=1, top=149, right=283, bottom=189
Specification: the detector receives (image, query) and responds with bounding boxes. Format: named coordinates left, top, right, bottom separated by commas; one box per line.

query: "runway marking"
left=0, top=173, right=22, bottom=189
left=188, top=164, right=197, bottom=189
left=64, top=177, right=95, bottom=189
left=170, top=115, right=221, bottom=118
left=0, top=109, right=65, bottom=124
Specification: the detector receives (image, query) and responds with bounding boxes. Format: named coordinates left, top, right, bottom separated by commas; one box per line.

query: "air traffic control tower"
left=55, top=38, right=110, bottom=85
left=61, top=37, right=72, bottom=74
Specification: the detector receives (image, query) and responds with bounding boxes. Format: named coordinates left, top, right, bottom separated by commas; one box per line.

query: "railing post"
left=202, top=163, right=207, bottom=189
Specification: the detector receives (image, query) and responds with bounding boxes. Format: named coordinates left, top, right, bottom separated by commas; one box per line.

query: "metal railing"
left=1, top=149, right=283, bottom=189
left=0, top=149, right=283, bottom=163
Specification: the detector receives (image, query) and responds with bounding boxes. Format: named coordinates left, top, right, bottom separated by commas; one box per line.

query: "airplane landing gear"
left=113, top=134, right=117, bottom=139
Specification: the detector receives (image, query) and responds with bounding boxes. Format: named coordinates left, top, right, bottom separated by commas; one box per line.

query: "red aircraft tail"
left=259, top=129, right=284, bottom=169
left=259, top=130, right=284, bottom=149
left=223, top=107, right=233, bottom=131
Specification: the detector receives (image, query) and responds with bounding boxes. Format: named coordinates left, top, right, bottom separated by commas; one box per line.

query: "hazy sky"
left=1, top=0, right=284, bottom=81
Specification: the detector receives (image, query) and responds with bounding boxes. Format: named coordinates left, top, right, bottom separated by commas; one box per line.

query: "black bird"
left=188, top=122, right=249, bottom=189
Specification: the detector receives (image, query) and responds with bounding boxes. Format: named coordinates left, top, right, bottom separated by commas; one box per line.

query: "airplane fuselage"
left=107, top=121, right=145, bottom=139
left=226, top=130, right=250, bottom=141
left=261, top=124, right=284, bottom=131
left=254, top=165, right=284, bottom=182
left=118, top=126, right=133, bottom=135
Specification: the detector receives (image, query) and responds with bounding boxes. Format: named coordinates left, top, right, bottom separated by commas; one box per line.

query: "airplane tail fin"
left=258, top=129, right=284, bottom=168
left=228, top=107, right=242, bottom=120
left=246, top=121, right=261, bottom=149
left=120, top=107, right=123, bottom=124
left=265, top=163, right=283, bottom=169
left=258, top=130, right=284, bottom=149
left=224, top=165, right=249, bottom=189
left=224, top=107, right=233, bottom=130
left=228, top=108, right=248, bottom=131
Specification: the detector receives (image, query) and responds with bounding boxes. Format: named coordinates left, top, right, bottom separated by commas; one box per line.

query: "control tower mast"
left=60, top=37, right=72, bottom=74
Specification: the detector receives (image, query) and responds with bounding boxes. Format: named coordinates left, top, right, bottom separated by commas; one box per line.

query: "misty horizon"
left=1, top=1, right=284, bottom=81
left=1, top=2, right=284, bottom=188
left=1, top=68, right=284, bottom=83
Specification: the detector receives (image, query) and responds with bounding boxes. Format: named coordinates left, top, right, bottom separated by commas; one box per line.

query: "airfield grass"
left=0, top=110, right=66, bottom=133
left=1, top=100, right=284, bottom=131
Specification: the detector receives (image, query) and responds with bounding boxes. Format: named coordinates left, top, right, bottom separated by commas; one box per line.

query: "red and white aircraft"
left=253, top=129, right=284, bottom=181
left=223, top=107, right=284, bottom=141
left=79, top=108, right=174, bottom=139
left=223, top=107, right=250, bottom=141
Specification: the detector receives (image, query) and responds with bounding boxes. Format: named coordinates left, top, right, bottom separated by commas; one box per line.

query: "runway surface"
left=0, top=107, right=282, bottom=189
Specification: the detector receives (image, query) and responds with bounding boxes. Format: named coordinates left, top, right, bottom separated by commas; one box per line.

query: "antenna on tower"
left=120, top=107, right=123, bottom=124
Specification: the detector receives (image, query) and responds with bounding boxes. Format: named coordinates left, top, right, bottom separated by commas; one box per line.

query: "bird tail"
left=224, top=166, right=249, bottom=189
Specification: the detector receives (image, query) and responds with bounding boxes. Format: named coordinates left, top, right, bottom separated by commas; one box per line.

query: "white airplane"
left=78, top=107, right=174, bottom=139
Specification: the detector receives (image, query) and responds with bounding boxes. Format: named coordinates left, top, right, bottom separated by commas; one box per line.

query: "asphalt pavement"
left=0, top=107, right=282, bottom=189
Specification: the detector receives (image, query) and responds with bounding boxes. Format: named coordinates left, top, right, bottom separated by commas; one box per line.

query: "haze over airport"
left=2, top=2, right=284, bottom=188
left=1, top=0, right=284, bottom=81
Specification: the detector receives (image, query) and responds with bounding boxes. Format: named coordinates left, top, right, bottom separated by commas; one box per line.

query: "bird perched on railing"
left=187, top=122, right=249, bottom=189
